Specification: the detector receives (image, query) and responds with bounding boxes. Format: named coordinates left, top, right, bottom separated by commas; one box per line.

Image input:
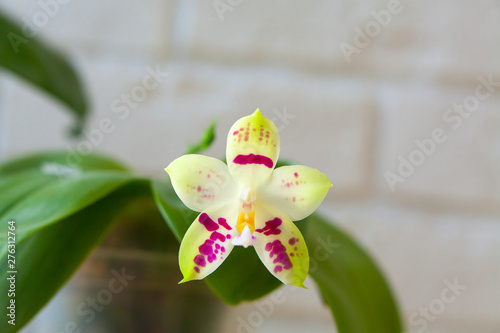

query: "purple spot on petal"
left=227, top=234, right=231, bottom=239
left=210, top=231, right=226, bottom=242
left=265, top=240, right=293, bottom=270
left=289, top=237, right=299, bottom=245
left=233, top=154, right=273, bottom=169
left=221, top=246, right=225, bottom=253
left=255, top=218, right=282, bottom=236
left=194, top=267, right=200, bottom=273
left=274, top=266, right=283, bottom=273
left=194, top=255, right=206, bottom=267
left=294, top=172, right=299, bottom=178
left=207, top=253, right=217, bottom=263
left=275, top=252, right=293, bottom=269
left=218, top=218, right=232, bottom=230
left=199, top=240, right=214, bottom=256
left=199, top=213, right=219, bottom=231
left=215, top=244, right=220, bottom=250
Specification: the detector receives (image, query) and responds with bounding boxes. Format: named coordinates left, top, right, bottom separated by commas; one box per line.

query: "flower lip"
left=231, top=225, right=258, bottom=248
left=236, top=210, right=255, bottom=234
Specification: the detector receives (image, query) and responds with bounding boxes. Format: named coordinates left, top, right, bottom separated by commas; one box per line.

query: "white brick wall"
left=1, top=1, right=499, bottom=332
left=1, top=0, right=174, bottom=55
left=379, top=83, right=500, bottom=211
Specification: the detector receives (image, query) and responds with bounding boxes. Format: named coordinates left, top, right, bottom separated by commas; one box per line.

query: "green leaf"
left=305, top=213, right=403, bottom=333
left=0, top=150, right=128, bottom=176
left=0, top=180, right=150, bottom=332
left=185, top=120, right=217, bottom=154
left=0, top=171, right=57, bottom=214
left=152, top=178, right=197, bottom=240
left=152, top=178, right=282, bottom=304
left=0, top=171, right=143, bottom=256
left=0, top=11, right=88, bottom=135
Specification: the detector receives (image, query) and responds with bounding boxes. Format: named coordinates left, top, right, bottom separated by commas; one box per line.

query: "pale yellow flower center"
left=237, top=187, right=256, bottom=234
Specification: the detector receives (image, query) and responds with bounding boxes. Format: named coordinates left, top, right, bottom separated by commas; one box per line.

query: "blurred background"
left=0, top=1, right=499, bottom=332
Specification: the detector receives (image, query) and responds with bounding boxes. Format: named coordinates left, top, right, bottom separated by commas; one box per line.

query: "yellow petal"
left=166, top=154, right=239, bottom=212
left=179, top=205, right=239, bottom=282
left=252, top=204, right=309, bottom=287
left=258, top=165, right=332, bottom=221
left=226, top=109, right=280, bottom=189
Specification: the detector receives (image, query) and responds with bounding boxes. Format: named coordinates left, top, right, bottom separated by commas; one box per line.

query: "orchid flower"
left=166, top=110, right=331, bottom=287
